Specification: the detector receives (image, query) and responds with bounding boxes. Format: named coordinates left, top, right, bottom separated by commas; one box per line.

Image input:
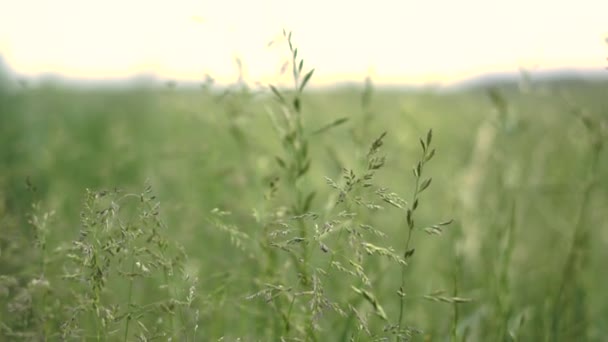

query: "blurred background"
left=1, top=1, right=607, bottom=341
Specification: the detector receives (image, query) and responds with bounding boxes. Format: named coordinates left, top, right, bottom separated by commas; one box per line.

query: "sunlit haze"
left=1, top=0, right=607, bottom=86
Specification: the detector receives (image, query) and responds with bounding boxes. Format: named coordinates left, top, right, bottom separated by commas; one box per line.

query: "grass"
left=1, top=33, right=608, bottom=341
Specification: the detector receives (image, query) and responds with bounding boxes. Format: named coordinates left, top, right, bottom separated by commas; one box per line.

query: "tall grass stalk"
left=264, top=29, right=319, bottom=339
left=396, top=129, right=452, bottom=337
left=551, top=110, right=605, bottom=341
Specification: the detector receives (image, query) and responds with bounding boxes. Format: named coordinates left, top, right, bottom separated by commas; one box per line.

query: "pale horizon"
left=1, top=0, right=607, bottom=87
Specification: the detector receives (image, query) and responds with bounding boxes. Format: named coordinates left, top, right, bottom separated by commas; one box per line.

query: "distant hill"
left=448, top=68, right=608, bottom=91
left=0, top=55, right=11, bottom=83
left=0, top=53, right=606, bottom=91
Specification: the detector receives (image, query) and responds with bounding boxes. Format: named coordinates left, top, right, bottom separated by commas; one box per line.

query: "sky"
left=0, top=0, right=607, bottom=86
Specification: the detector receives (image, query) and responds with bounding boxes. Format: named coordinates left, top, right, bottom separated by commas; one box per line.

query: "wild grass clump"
left=1, top=183, right=198, bottom=341
left=207, top=30, right=459, bottom=341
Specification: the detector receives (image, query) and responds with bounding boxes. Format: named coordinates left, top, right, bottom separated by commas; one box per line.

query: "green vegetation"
left=1, top=34, right=607, bottom=341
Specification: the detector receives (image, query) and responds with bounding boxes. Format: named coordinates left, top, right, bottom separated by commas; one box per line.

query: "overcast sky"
left=1, top=0, right=606, bottom=85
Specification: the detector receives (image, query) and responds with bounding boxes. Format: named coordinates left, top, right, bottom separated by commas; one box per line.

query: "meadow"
left=1, top=36, right=607, bottom=341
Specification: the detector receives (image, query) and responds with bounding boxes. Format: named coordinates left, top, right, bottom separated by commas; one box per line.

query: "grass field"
left=1, top=38, right=607, bottom=341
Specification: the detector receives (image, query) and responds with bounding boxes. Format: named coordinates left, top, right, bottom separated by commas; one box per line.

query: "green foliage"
left=0, top=38, right=607, bottom=341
